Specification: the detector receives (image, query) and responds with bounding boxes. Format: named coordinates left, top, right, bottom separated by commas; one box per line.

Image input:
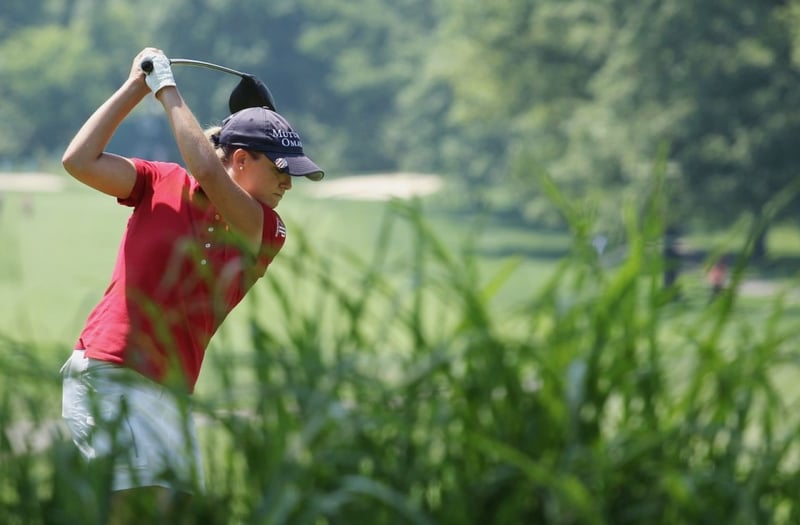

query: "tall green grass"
left=1, top=188, right=799, bottom=524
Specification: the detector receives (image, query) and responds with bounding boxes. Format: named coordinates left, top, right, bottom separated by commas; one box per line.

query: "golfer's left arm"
left=156, top=87, right=263, bottom=252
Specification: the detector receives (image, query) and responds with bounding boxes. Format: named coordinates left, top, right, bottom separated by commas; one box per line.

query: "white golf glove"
left=142, top=54, right=176, bottom=95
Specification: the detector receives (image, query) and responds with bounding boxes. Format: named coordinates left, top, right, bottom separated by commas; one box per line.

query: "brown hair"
left=205, top=125, right=261, bottom=166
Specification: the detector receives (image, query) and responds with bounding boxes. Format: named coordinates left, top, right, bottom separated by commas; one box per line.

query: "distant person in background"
left=708, top=256, right=729, bottom=300
left=59, top=47, right=323, bottom=523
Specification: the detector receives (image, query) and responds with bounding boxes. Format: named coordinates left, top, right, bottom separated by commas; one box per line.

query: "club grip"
left=141, top=59, right=154, bottom=73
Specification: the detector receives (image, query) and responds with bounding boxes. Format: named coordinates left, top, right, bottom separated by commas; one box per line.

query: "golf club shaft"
left=139, top=55, right=277, bottom=112
left=140, top=58, right=246, bottom=78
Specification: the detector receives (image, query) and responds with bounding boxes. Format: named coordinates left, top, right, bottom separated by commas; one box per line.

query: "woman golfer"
left=60, top=47, right=323, bottom=521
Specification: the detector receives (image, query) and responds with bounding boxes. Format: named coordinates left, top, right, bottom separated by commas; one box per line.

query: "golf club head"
left=229, top=74, right=277, bottom=113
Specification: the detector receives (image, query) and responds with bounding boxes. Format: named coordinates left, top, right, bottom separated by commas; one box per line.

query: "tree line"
left=1, top=0, right=798, bottom=256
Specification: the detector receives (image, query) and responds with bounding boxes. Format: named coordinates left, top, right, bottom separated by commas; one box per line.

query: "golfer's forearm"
left=62, top=79, right=147, bottom=171
left=157, top=88, right=263, bottom=251
left=157, top=88, right=221, bottom=181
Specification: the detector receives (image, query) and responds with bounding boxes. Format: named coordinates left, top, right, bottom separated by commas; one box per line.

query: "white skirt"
left=61, top=350, right=204, bottom=493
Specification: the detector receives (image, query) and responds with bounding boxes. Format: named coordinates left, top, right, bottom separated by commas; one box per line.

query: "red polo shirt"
left=76, top=159, right=286, bottom=391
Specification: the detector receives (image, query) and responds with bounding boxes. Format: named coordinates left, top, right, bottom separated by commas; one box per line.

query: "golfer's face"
left=244, top=153, right=292, bottom=208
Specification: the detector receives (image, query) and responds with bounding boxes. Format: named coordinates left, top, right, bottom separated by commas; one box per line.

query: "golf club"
left=141, top=57, right=277, bottom=113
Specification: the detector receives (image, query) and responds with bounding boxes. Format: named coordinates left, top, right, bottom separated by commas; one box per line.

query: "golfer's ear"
left=230, top=148, right=249, bottom=169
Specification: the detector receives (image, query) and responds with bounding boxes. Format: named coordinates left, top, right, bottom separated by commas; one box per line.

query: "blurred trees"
left=0, top=0, right=161, bottom=161
left=553, top=0, right=800, bottom=256
left=0, top=0, right=798, bottom=255
left=409, top=0, right=800, bottom=252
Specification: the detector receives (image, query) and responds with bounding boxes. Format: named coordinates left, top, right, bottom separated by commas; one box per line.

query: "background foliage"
left=2, top=190, right=800, bottom=523
left=2, top=1, right=800, bottom=523
left=1, top=0, right=799, bottom=255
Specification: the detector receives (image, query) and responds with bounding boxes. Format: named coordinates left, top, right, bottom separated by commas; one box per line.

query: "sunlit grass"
left=2, top=180, right=800, bottom=523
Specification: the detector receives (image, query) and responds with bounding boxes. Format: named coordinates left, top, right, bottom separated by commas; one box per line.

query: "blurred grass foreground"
left=2, top=188, right=800, bottom=525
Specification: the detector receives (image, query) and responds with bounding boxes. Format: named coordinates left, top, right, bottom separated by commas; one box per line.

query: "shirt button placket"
left=201, top=214, right=219, bottom=266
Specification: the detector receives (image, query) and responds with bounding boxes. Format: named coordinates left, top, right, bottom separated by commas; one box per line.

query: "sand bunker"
left=303, top=172, right=443, bottom=201
left=2, top=171, right=443, bottom=201
left=0, top=173, right=66, bottom=192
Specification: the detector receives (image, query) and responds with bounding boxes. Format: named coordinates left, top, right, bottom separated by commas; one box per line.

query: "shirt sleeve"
left=117, top=158, right=158, bottom=208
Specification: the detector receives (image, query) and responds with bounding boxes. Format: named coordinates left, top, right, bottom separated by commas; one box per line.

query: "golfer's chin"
left=263, top=195, right=282, bottom=209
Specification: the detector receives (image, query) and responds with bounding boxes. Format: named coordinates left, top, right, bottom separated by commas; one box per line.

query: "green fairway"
left=0, top=186, right=128, bottom=345
left=2, top=173, right=798, bottom=355
left=0, top=173, right=565, bottom=361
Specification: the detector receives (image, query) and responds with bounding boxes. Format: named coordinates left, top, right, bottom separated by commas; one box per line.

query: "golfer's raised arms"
left=61, top=76, right=147, bottom=199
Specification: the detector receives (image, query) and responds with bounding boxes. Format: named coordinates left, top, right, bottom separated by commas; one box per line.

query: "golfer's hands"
left=137, top=48, right=176, bottom=96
